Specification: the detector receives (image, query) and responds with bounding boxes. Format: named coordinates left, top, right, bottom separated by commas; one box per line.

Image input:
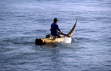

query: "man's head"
left=53, top=18, right=58, bottom=23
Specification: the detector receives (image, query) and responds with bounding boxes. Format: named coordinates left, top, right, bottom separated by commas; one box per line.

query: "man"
left=50, top=18, right=65, bottom=37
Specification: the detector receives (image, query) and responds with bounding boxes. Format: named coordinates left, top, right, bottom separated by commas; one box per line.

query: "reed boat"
left=35, top=19, right=77, bottom=45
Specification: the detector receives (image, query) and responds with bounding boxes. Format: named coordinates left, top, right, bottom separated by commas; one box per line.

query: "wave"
left=0, top=36, right=35, bottom=46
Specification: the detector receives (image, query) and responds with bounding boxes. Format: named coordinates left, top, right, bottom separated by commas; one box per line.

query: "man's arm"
left=56, top=25, right=67, bottom=36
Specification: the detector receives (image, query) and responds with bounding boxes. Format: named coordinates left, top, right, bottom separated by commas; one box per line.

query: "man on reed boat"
left=50, top=18, right=65, bottom=37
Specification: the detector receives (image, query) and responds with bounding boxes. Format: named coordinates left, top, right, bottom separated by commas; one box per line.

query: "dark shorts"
left=51, top=34, right=60, bottom=37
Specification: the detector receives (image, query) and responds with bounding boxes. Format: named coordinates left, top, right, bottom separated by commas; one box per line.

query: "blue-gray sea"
left=0, top=0, right=111, bottom=71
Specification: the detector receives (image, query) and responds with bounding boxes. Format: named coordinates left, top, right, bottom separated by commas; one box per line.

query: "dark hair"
left=53, top=18, right=58, bottom=23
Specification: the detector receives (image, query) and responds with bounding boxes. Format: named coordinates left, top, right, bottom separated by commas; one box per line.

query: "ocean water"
left=0, top=0, right=111, bottom=71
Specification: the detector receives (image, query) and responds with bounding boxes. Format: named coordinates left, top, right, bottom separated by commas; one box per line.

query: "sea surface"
left=0, top=0, right=111, bottom=71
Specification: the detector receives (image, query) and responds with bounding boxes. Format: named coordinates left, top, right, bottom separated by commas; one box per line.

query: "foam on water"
left=64, top=37, right=72, bottom=43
